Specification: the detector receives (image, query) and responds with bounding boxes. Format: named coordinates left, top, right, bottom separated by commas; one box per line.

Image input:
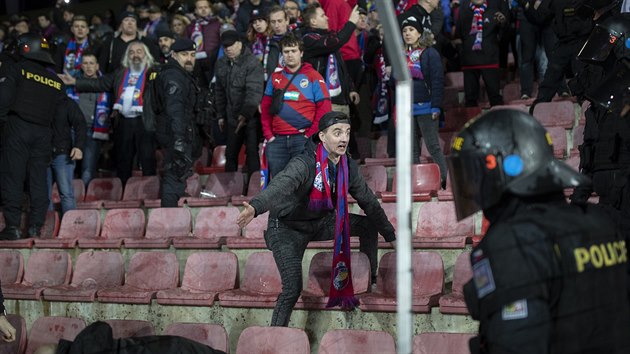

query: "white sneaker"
left=520, top=94, right=530, bottom=100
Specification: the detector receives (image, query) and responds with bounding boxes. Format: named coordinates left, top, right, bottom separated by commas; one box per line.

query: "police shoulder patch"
left=473, top=258, right=496, bottom=298
left=167, top=81, right=180, bottom=95
left=501, top=299, right=528, bottom=321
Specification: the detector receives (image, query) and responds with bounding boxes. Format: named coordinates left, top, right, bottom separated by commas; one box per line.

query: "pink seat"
left=3, top=251, right=72, bottom=300
left=124, top=208, right=192, bottom=248
left=547, top=126, right=568, bottom=158
left=226, top=212, right=268, bottom=249
left=37, top=210, right=61, bottom=241
left=104, top=176, right=160, bottom=209
left=197, top=145, right=227, bottom=174
left=359, top=251, right=444, bottom=313
left=0, top=251, right=24, bottom=285
left=572, top=123, right=584, bottom=154
left=184, top=172, right=244, bottom=207
left=412, top=332, right=474, bottom=354
left=364, top=136, right=396, bottom=166
left=442, top=86, right=463, bottom=108
left=97, top=251, right=179, bottom=304
left=103, top=319, right=155, bottom=338
left=51, top=179, right=85, bottom=205
left=531, top=100, right=576, bottom=128
left=232, top=170, right=262, bottom=205
left=295, top=252, right=370, bottom=310
left=413, top=201, right=473, bottom=248
left=172, top=207, right=239, bottom=249
left=43, top=251, right=124, bottom=302
left=318, top=329, right=395, bottom=354
left=235, top=326, right=310, bottom=354
left=439, top=251, right=472, bottom=314
left=24, top=316, right=86, bottom=354
left=348, top=165, right=388, bottom=204
left=437, top=176, right=453, bottom=201
left=77, top=177, right=123, bottom=209
left=79, top=208, right=145, bottom=249
left=164, top=323, right=229, bottom=353
left=219, top=251, right=281, bottom=308
left=445, top=71, right=464, bottom=90
left=441, top=107, right=482, bottom=133
left=157, top=251, right=238, bottom=306
left=382, top=164, right=441, bottom=202
left=0, top=314, right=26, bottom=354
left=35, top=209, right=100, bottom=248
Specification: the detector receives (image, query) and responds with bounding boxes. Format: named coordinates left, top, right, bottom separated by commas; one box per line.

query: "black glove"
left=570, top=185, right=592, bottom=205
left=173, top=140, right=193, bottom=181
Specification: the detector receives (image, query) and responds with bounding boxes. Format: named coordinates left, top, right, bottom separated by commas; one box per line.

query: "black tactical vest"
left=9, top=60, right=63, bottom=126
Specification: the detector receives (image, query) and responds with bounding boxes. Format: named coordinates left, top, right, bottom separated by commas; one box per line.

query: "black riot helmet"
left=586, top=58, right=630, bottom=113
left=577, top=14, right=630, bottom=64
left=16, top=33, right=55, bottom=65
left=447, top=109, right=589, bottom=220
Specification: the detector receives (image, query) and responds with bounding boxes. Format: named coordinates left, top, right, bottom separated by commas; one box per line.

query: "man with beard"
left=156, top=29, right=176, bottom=63
left=59, top=41, right=158, bottom=185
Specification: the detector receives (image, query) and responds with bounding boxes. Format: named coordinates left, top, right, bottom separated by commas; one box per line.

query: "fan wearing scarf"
left=237, top=111, right=396, bottom=327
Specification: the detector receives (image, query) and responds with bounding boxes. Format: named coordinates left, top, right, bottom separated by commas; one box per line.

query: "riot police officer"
left=0, top=33, right=64, bottom=240
left=448, top=109, right=630, bottom=353
left=147, top=38, right=203, bottom=207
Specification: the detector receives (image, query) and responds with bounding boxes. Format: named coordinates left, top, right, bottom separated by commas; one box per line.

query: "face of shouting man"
left=319, top=122, right=351, bottom=162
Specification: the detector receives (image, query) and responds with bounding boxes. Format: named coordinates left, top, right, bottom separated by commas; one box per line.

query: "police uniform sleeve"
left=66, top=97, right=87, bottom=151
left=160, top=72, right=191, bottom=153
left=0, top=60, right=19, bottom=125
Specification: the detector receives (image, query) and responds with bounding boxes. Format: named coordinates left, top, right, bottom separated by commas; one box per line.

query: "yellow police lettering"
left=545, top=132, right=553, bottom=146
left=603, top=243, right=616, bottom=267
left=589, top=245, right=603, bottom=268
left=22, top=70, right=62, bottom=90
left=574, top=248, right=590, bottom=273
left=573, top=241, right=628, bottom=272
left=452, top=137, right=464, bottom=151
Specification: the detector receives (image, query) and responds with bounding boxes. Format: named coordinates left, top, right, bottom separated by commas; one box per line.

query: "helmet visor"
left=447, top=151, right=485, bottom=221
left=577, top=25, right=620, bottom=63
left=586, top=60, right=630, bottom=112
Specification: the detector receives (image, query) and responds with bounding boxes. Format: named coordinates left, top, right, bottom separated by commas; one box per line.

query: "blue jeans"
left=81, top=129, right=102, bottom=187
left=266, top=134, right=308, bottom=179
left=48, top=154, right=76, bottom=215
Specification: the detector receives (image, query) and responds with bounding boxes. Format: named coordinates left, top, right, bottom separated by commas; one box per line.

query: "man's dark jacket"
left=52, top=95, right=86, bottom=156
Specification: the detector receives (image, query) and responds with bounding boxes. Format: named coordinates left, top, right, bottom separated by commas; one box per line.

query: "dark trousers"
left=224, top=117, right=260, bottom=174
left=160, top=149, right=188, bottom=208
left=536, top=39, right=584, bottom=103
left=265, top=213, right=379, bottom=327
left=463, top=68, right=503, bottom=107
left=0, top=118, right=51, bottom=228
left=413, top=114, right=448, bottom=182
left=114, top=117, right=156, bottom=185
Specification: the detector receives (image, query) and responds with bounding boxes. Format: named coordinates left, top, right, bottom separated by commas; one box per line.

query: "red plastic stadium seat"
left=348, top=165, right=388, bottom=204
left=445, top=71, right=464, bottom=90
left=0, top=314, right=26, bottom=354
left=185, top=172, right=244, bottom=207
left=295, top=252, right=370, bottom=310
left=318, top=329, right=395, bottom=354
left=572, top=123, right=584, bottom=154
left=124, top=208, right=192, bottom=248
left=412, top=332, right=474, bottom=354
left=35, top=209, right=100, bottom=248
left=442, top=107, right=482, bottom=132
left=3, top=251, right=72, bottom=300
left=38, top=210, right=61, bottom=241
left=78, top=208, right=145, bottom=249
left=43, top=251, right=124, bottom=302
left=97, top=251, right=179, bottom=304
left=77, top=177, right=123, bottom=209
left=439, top=251, right=472, bottom=314
left=197, top=145, right=227, bottom=174
left=172, top=207, right=239, bottom=249
left=413, top=201, right=473, bottom=248
left=104, top=319, right=155, bottom=338
left=104, top=176, right=160, bottom=209
left=219, top=251, right=281, bottom=308
left=359, top=251, right=444, bottom=313
left=51, top=179, right=85, bottom=205
left=437, top=176, right=453, bottom=201
left=232, top=170, right=263, bottom=206
left=531, top=100, right=576, bottom=128
left=382, top=164, right=441, bottom=202
left=225, top=212, right=268, bottom=249
left=0, top=251, right=24, bottom=285
left=547, top=126, right=568, bottom=158
left=489, top=104, right=528, bottom=113
left=25, top=316, right=86, bottom=354
left=164, top=323, right=229, bottom=353
left=157, top=251, right=238, bottom=306
left=364, top=136, right=396, bottom=166
left=235, top=326, right=310, bottom=354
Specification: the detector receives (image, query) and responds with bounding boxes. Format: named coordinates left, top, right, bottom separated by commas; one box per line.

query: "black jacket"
left=457, top=0, right=509, bottom=67
left=249, top=139, right=396, bottom=241
left=52, top=96, right=87, bottom=156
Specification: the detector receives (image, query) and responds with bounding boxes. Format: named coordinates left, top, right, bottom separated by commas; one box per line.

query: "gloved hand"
left=173, top=140, right=193, bottom=181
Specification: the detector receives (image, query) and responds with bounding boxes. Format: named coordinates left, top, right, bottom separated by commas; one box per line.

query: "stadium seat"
left=437, top=176, right=453, bottom=201
left=104, top=319, right=155, bottom=338
left=0, top=250, right=24, bottom=285
left=225, top=212, right=268, bottom=249
left=445, top=71, right=464, bottom=90
left=97, top=251, right=179, bottom=304
left=572, top=122, right=584, bottom=153
left=2, top=251, right=72, bottom=300
left=235, top=326, right=310, bottom=354
left=197, top=145, right=226, bottom=174
left=42, top=251, right=124, bottom=302
left=78, top=208, right=145, bottom=248
left=439, top=251, right=472, bottom=315
left=184, top=172, right=244, bottom=207
left=412, top=332, right=474, bottom=354
left=442, top=86, right=463, bottom=108
left=124, top=208, right=192, bottom=248
left=24, top=316, right=86, bottom=354
left=231, top=170, right=262, bottom=206
left=489, top=104, right=528, bottom=113
left=442, top=106, right=482, bottom=132
left=164, top=323, right=229, bottom=353
left=157, top=251, right=238, bottom=306
left=382, top=163, right=441, bottom=202
left=35, top=209, right=100, bottom=248
left=0, top=314, right=26, bottom=354
left=347, top=165, right=388, bottom=204
left=531, top=100, right=576, bottom=128
left=318, top=329, right=395, bottom=354
left=364, top=135, right=396, bottom=166
left=359, top=251, right=444, bottom=313
left=219, top=251, right=281, bottom=308
left=104, top=176, right=160, bottom=209
left=51, top=179, right=85, bottom=205
left=413, top=201, right=473, bottom=248
left=77, top=177, right=123, bottom=209
left=547, top=126, right=569, bottom=158
left=172, top=207, right=239, bottom=249
left=295, top=252, right=370, bottom=310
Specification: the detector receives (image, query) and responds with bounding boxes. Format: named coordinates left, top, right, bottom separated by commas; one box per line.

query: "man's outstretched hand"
left=237, top=201, right=255, bottom=229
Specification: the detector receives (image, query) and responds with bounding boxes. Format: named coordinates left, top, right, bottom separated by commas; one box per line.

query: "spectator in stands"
left=52, top=0, right=74, bottom=35
left=261, top=34, right=331, bottom=179
left=143, top=5, right=170, bottom=40
left=456, top=0, right=507, bottom=107
left=265, top=5, right=292, bottom=81
left=170, top=14, right=191, bottom=39
left=48, top=95, right=86, bottom=215
left=37, top=14, right=59, bottom=44
left=89, top=13, right=114, bottom=41
left=101, top=11, right=160, bottom=73
left=157, top=29, right=176, bottom=63
left=0, top=284, right=16, bottom=343
left=247, top=9, right=271, bottom=64
left=55, top=15, right=105, bottom=76
left=215, top=30, right=264, bottom=175
left=59, top=40, right=157, bottom=185
left=237, top=111, right=396, bottom=327
left=283, top=0, right=303, bottom=28
left=185, top=0, right=222, bottom=85
left=401, top=15, right=447, bottom=187
left=235, top=0, right=274, bottom=33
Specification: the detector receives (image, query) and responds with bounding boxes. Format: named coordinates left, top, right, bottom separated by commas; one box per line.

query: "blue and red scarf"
left=326, top=54, right=342, bottom=97
left=469, top=2, right=487, bottom=51
left=64, top=39, right=89, bottom=99
left=372, top=47, right=390, bottom=124
left=251, top=33, right=267, bottom=63
left=260, top=139, right=269, bottom=190
left=68, top=71, right=111, bottom=140
left=308, top=143, right=357, bottom=310
left=113, top=69, right=147, bottom=115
